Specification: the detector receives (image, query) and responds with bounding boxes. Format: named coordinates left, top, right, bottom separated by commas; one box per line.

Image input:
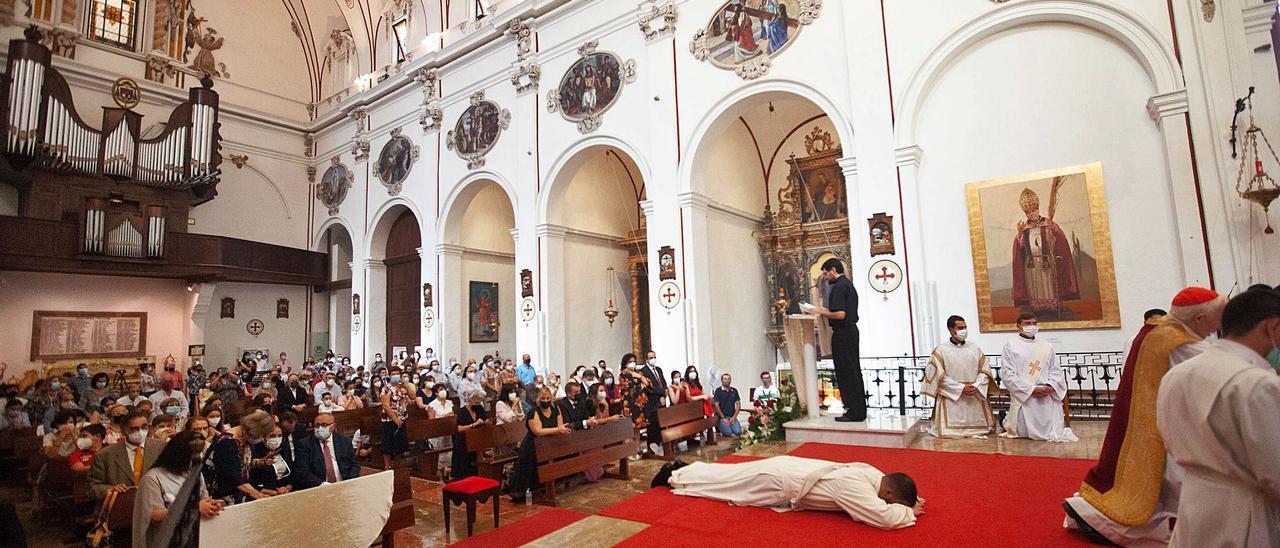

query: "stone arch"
left=538, top=134, right=654, bottom=228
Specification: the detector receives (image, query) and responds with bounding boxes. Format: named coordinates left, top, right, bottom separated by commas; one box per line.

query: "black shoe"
left=1062, top=501, right=1115, bottom=545
left=834, top=415, right=864, bottom=422
left=651, top=462, right=677, bottom=489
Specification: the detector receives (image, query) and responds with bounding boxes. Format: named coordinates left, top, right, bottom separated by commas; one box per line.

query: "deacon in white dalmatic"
left=922, top=315, right=996, bottom=438
left=1001, top=311, right=1077, bottom=442
left=1156, top=288, right=1280, bottom=548
left=651, top=456, right=923, bottom=530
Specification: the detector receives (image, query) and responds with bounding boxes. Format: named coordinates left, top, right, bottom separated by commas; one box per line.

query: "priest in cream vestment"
left=659, top=456, right=920, bottom=530
left=1000, top=312, right=1077, bottom=442
left=1156, top=288, right=1280, bottom=548
left=922, top=315, right=996, bottom=437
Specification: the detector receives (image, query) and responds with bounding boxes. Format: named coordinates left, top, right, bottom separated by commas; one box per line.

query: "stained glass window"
left=392, top=18, right=409, bottom=63
left=88, top=0, right=139, bottom=51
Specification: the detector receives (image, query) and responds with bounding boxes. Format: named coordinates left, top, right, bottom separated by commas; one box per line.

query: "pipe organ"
left=2, top=27, right=222, bottom=201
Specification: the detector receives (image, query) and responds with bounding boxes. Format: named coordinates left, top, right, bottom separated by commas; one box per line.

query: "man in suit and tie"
left=639, top=350, right=667, bottom=454
left=276, top=374, right=311, bottom=414
left=556, top=382, right=596, bottom=430
left=295, top=413, right=360, bottom=489
left=88, top=411, right=167, bottom=499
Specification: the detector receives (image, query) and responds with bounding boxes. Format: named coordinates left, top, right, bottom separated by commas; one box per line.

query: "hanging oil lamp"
left=603, top=266, right=620, bottom=326
left=1235, top=114, right=1280, bottom=234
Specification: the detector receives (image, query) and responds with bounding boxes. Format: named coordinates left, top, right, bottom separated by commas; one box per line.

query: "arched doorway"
left=384, top=210, right=421, bottom=359
left=314, top=222, right=354, bottom=359
left=544, top=145, right=648, bottom=372
left=687, top=91, right=851, bottom=383
left=439, top=178, right=517, bottom=361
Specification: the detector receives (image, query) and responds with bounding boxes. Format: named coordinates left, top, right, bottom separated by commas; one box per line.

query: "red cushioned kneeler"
left=442, top=476, right=501, bottom=537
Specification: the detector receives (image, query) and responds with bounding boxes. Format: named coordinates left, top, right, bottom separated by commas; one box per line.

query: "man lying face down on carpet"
left=651, top=455, right=923, bottom=530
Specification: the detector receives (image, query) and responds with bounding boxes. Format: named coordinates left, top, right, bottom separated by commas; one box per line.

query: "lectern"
left=784, top=314, right=821, bottom=419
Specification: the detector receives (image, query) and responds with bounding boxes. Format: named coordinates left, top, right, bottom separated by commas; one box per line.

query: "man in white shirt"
left=116, top=382, right=148, bottom=408
left=1000, top=312, right=1076, bottom=442
left=146, top=377, right=189, bottom=419
left=752, top=370, right=780, bottom=415
left=313, top=371, right=342, bottom=404
left=922, top=315, right=995, bottom=438
left=1156, top=288, right=1280, bottom=547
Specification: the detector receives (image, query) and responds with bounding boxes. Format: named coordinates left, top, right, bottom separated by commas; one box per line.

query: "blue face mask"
left=165, top=406, right=182, bottom=415
left=1267, top=348, right=1280, bottom=370
left=390, top=375, right=401, bottom=384
left=314, top=426, right=331, bottom=439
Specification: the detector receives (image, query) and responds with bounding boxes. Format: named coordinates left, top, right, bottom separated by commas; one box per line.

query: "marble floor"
left=3, top=420, right=1106, bottom=547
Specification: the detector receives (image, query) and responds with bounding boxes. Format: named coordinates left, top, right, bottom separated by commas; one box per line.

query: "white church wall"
left=560, top=237, right=633, bottom=372
left=460, top=253, right=516, bottom=361
left=202, top=282, right=310, bottom=368
left=913, top=23, right=1178, bottom=353
left=0, top=271, right=189, bottom=377
left=706, top=208, right=773, bottom=382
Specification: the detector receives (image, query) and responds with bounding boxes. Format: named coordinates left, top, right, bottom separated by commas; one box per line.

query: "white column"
left=418, top=246, right=436, bottom=356
left=349, top=259, right=367, bottom=366
left=894, top=144, right=926, bottom=356
left=678, top=191, right=714, bottom=368
left=536, top=224, right=566, bottom=376
left=361, top=258, right=388, bottom=364
left=436, top=243, right=465, bottom=363
left=510, top=227, right=538, bottom=369
left=1147, top=90, right=1211, bottom=287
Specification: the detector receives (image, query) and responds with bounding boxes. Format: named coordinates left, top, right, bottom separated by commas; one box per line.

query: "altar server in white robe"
left=655, top=455, right=921, bottom=530
left=1001, top=311, right=1077, bottom=442
left=1156, top=288, right=1280, bottom=548
left=923, top=315, right=996, bottom=438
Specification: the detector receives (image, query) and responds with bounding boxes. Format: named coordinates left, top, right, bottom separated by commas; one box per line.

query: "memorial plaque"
left=31, top=311, right=147, bottom=361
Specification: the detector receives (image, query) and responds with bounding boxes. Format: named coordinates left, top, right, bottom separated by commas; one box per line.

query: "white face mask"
left=508, top=392, right=518, bottom=402
left=688, top=372, right=697, bottom=380
left=76, top=437, right=93, bottom=450
left=208, top=416, right=222, bottom=427
left=955, top=329, right=969, bottom=341
left=1021, top=325, right=1040, bottom=337
left=265, top=437, right=282, bottom=450
left=426, top=381, right=436, bottom=389
left=127, top=429, right=147, bottom=446
left=647, top=359, right=656, bottom=367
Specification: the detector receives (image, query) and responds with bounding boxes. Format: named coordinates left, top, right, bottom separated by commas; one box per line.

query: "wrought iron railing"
left=813, top=351, right=1124, bottom=420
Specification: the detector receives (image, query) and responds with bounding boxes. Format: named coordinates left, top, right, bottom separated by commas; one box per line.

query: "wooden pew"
left=331, top=407, right=380, bottom=438
left=463, top=420, right=525, bottom=483
left=404, top=414, right=457, bottom=481
left=655, top=401, right=717, bottom=460
left=532, top=419, right=638, bottom=505
left=372, top=466, right=415, bottom=548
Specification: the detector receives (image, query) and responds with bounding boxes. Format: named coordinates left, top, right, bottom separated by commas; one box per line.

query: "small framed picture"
left=220, top=297, right=235, bottom=319
left=867, top=213, right=895, bottom=257
left=520, top=269, right=534, bottom=298
left=423, top=283, right=433, bottom=307
left=188, top=344, right=205, bottom=357
left=276, top=299, right=290, bottom=319
left=658, top=246, right=676, bottom=280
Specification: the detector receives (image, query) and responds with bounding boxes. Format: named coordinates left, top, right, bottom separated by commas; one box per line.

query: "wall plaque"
left=31, top=311, right=147, bottom=361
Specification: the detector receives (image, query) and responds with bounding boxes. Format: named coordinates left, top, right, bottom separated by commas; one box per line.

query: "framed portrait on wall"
left=469, top=281, right=500, bottom=343
left=867, top=213, right=894, bottom=257
left=276, top=299, right=289, bottom=319
left=658, top=246, right=676, bottom=280
left=423, top=283, right=433, bottom=307
left=520, top=269, right=533, bottom=298
left=965, top=162, right=1120, bottom=331
left=220, top=297, right=235, bottom=319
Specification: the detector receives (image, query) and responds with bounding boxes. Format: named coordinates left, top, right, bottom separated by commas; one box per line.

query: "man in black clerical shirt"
left=812, top=258, right=865, bottom=422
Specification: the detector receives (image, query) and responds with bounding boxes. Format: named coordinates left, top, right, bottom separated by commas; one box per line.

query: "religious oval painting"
left=374, top=128, right=418, bottom=196
left=317, top=160, right=352, bottom=215
left=690, top=0, right=821, bottom=80
left=548, top=43, right=636, bottom=134
left=447, top=92, right=510, bottom=170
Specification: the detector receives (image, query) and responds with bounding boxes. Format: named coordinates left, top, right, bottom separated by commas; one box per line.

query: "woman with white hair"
left=207, top=409, right=277, bottom=504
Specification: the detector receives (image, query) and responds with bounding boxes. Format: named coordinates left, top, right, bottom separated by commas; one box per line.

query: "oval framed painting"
left=374, top=128, right=419, bottom=196
left=447, top=90, right=511, bottom=170
left=547, top=42, right=636, bottom=134
left=317, top=157, right=353, bottom=214
left=690, top=0, right=822, bottom=80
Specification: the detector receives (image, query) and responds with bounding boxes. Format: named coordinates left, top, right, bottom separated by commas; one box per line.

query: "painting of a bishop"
left=1011, top=185, right=1079, bottom=316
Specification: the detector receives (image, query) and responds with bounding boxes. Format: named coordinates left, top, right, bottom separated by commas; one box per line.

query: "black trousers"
left=831, top=324, right=866, bottom=419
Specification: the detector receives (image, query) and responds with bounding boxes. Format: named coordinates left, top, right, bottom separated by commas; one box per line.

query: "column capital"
left=435, top=243, right=465, bottom=257
left=894, top=145, right=923, bottom=168
left=676, top=191, right=712, bottom=212
left=1147, top=89, right=1189, bottom=121
left=416, top=246, right=428, bottom=259
left=535, top=223, right=568, bottom=239
left=639, top=199, right=656, bottom=219
left=837, top=156, right=858, bottom=178
left=357, top=258, right=386, bottom=271
left=509, top=228, right=521, bottom=242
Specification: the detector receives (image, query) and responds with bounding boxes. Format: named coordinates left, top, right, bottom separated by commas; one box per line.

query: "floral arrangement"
left=735, top=379, right=804, bottom=449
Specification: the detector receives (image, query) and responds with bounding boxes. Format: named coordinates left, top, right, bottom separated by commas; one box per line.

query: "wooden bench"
left=532, top=419, right=638, bottom=505
left=332, top=407, right=380, bottom=438
left=372, top=466, right=415, bottom=548
left=464, top=420, right=526, bottom=483
left=655, top=401, right=717, bottom=460
left=404, top=414, right=458, bottom=481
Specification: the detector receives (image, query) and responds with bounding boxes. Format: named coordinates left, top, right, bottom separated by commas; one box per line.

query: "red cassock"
left=1011, top=221, right=1080, bottom=306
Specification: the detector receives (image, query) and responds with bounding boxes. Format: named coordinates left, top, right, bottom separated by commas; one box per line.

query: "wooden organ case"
left=1, top=26, right=222, bottom=263
left=755, top=128, right=852, bottom=357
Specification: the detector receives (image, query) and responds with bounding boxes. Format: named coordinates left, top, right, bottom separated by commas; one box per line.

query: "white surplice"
left=1156, top=339, right=1280, bottom=548
left=1001, top=335, right=1077, bottom=442
left=670, top=456, right=916, bottom=530
left=922, top=340, right=994, bottom=437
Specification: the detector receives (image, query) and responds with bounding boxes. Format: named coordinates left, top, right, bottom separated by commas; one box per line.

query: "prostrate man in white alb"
left=1156, top=287, right=1280, bottom=547
left=652, top=456, right=923, bottom=530
left=1000, top=311, right=1076, bottom=442
left=922, top=315, right=995, bottom=438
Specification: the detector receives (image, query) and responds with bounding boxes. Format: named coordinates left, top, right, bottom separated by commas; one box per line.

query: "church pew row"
left=533, top=419, right=638, bottom=505
left=655, top=401, right=717, bottom=461
left=404, top=414, right=458, bottom=481
left=373, top=466, right=416, bottom=548
left=464, top=420, right=526, bottom=485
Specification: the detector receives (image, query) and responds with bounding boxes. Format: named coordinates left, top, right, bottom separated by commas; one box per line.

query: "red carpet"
left=603, top=443, right=1095, bottom=547
left=449, top=507, right=589, bottom=547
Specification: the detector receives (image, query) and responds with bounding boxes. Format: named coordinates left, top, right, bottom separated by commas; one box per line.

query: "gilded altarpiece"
left=756, top=129, right=850, bottom=357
